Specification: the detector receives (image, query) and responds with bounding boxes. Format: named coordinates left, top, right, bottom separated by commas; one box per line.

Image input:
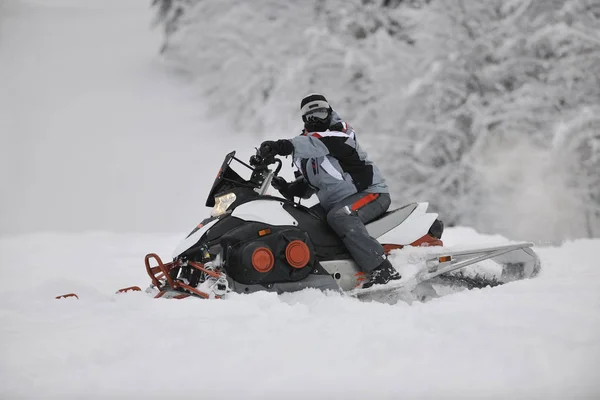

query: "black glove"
left=272, top=176, right=311, bottom=201
left=259, top=139, right=294, bottom=159
left=271, top=176, right=287, bottom=191
left=271, top=176, right=293, bottom=201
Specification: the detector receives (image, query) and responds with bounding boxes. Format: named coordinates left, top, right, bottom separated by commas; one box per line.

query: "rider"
left=258, top=93, right=400, bottom=288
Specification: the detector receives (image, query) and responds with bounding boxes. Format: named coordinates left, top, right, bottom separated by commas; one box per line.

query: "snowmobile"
left=135, top=150, right=541, bottom=301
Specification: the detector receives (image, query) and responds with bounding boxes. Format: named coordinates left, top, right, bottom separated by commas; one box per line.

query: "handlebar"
left=249, top=152, right=283, bottom=176
left=249, top=154, right=267, bottom=167
left=273, top=158, right=283, bottom=175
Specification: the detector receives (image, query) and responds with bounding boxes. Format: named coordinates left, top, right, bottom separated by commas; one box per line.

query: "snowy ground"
left=1, top=1, right=599, bottom=399
left=1, top=230, right=599, bottom=399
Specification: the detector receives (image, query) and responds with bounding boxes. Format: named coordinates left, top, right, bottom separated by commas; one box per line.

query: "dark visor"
left=303, top=107, right=329, bottom=123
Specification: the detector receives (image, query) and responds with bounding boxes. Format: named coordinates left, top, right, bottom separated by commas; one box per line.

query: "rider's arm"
left=289, top=135, right=329, bottom=159
left=290, top=131, right=359, bottom=163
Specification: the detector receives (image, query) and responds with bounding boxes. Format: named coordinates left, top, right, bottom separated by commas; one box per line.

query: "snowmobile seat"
left=365, top=203, right=418, bottom=239
left=298, top=202, right=419, bottom=239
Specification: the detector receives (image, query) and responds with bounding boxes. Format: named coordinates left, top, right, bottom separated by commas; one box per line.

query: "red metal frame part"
left=382, top=235, right=444, bottom=255
left=55, top=293, right=79, bottom=300
left=116, top=286, right=141, bottom=294
left=144, top=253, right=222, bottom=299
left=144, top=253, right=177, bottom=288
left=188, top=261, right=221, bottom=278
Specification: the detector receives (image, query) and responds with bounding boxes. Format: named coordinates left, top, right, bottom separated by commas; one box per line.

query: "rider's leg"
left=326, top=192, right=391, bottom=273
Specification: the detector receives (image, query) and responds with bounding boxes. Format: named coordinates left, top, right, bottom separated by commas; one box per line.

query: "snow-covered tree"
left=382, top=0, right=600, bottom=239
left=552, top=107, right=600, bottom=237
left=152, top=0, right=600, bottom=240
left=151, top=0, right=424, bottom=132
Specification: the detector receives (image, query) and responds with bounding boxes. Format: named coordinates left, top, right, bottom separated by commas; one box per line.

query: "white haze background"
left=0, top=0, right=254, bottom=236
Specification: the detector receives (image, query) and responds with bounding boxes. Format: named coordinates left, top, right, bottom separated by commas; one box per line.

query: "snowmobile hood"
left=172, top=218, right=220, bottom=259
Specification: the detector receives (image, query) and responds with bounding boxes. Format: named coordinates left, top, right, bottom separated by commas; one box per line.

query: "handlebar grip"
left=249, top=155, right=261, bottom=166
left=249, top=153, right=281, bottom=173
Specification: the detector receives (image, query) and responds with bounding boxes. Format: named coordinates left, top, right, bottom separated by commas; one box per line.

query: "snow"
left=1, top=1, right=599, bottom=398
left=1, top=230, right=599, bottom=399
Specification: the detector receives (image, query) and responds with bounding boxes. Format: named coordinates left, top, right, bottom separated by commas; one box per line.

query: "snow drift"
left=1, top=230, right=599, bottom=398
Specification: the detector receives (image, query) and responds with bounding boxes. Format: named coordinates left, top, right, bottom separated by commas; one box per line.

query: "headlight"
left=211, top=192, right=236, bottom=217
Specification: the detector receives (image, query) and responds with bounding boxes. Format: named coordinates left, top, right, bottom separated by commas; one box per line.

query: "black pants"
left=326, top=192, right=391, bottom=272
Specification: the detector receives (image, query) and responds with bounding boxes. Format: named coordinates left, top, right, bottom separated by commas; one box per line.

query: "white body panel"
left=377, top=202, right=438, bottom=245
left=172, top=219, right=219, bottom=258
left=231, top=200, right=298, bottom=226
left=366, top=203, right=417, bottom=239
left=173, top=201, right=434, bottom=259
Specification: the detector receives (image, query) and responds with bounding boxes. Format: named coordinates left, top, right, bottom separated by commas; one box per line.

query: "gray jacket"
left=290, top=112, right=388, bottom=212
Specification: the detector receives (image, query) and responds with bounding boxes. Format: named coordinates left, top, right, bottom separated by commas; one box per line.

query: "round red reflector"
left=285, top=240, right=310, bottom=269
left=252, top=247, right=274, bottom=273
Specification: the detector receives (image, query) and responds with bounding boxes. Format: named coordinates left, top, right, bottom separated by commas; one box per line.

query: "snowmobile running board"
left=351, top=242, right=540, bottom=297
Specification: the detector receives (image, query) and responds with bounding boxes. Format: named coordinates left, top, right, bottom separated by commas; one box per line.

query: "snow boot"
left=362, top=259, right=400, bottom=289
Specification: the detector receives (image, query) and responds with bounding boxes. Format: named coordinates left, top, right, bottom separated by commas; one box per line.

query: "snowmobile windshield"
left=205, top=151, right=260, bottom=207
